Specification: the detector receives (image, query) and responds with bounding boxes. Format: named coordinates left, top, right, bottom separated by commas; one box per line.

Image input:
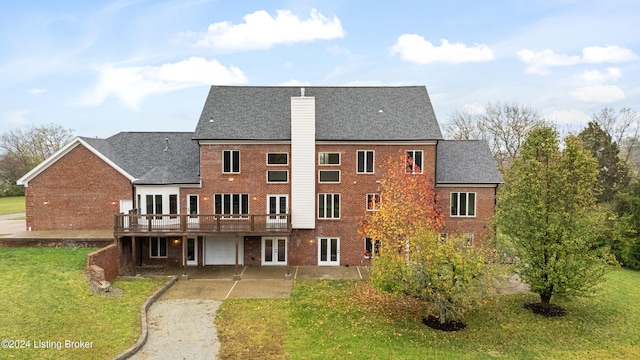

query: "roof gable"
left=193, top=86, right=443, bottom=141
left=436, top=140, right=504, bottom=184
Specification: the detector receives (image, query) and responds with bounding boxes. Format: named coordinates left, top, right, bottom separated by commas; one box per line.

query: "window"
left=267, top=170, right=288, bottom=183
left=169, top=194, right=178, bottom=218
left=150, top=237, right=167, bottom=258
left=319, top=152, right=340, bottom=165
left=319, top=170, right=340, bottom=183
left=464, top=233, right=474, bottom=247
left=188, top=195, right=198, bottom=217
left=406, top=150, right=423, bottom=174
left=450, top=192, right=476, bottom=217
left=366, top=193, right=381, bottom=211
left=146, top=194, right=162, bottom=219
left=364, top=237, right=380, bottom=258
left=267, top=153, right=288, bottom=165
left=223, top=150, right=240, bottom=173
left=214, top=194, right=249, bottom=215
left=357, top=150, right=375, bottom=173
left=318, top=193, right=340, bottom=219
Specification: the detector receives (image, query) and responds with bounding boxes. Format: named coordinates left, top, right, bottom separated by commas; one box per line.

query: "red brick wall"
left=188, top=143, right=439, bottom=266
left=86, top=243, right=119, bottom=281
left=437, top=186, right=498, bottom=248
left=25, top=145, right=132, bottom=230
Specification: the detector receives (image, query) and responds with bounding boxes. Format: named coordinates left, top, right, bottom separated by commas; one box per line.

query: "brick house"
left=17, top=86, right=503, bottom=275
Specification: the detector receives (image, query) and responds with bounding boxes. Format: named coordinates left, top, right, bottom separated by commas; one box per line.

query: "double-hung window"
left=406, top=150, right=423, bottom=174
left=150, top=237, right=167, bottom=258
left=366, top=193, right=381, bottom=211
left=318, top=193, right=340, bottom=219
left=450, top=192, right=476, bottom=217
left=214, top=194, right=249, bottom=215
left=357, top=150, right=374, bottom=173
left=223, top=150, right=240, bottom=173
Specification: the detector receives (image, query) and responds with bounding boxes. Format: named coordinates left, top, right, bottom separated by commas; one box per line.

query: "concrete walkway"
left=125, top=266, right=369, bottom=359
left=0, top=213, right=25, bottom=235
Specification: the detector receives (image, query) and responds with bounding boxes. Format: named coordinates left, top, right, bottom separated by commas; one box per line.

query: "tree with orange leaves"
left=360, top=151, right=444, bottom=256
left=362, top=151, right=494, bottom=327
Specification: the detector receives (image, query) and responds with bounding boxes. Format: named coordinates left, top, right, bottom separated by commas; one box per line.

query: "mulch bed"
left=422, top=316, right=466, bottom=331
left=523, top=302, right=567, bottom=317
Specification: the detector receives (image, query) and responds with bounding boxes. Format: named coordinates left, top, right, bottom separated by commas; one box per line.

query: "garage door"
left=204, top=236, right=243, bottom=265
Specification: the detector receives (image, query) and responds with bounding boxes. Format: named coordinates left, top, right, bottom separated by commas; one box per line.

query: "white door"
left=185, top=238, right=197, bottom=266
left=318, top=237, right=340, bottom=266
left=262, top=237, right=287, bottom=265
left=267, top=195, right=288, bottom=227
left=204, top=236, right=243, bottom=265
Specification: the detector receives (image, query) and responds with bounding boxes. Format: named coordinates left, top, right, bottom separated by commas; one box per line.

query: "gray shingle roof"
left=81, top=132, right=200, bottom=185
left=193, top=86, right=443, bottom=141
left=436, top=140, right=504, bottom=184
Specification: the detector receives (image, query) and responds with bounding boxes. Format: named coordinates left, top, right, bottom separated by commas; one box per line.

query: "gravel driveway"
left=129, top=299, right=221, bottom=360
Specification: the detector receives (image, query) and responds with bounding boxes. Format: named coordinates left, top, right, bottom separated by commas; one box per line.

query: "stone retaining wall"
left=87, top=244, right=119, bottom=281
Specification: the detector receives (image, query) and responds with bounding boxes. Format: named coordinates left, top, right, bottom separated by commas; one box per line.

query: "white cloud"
left=575, top=67, right=621, bottom=83
left=389, top=35, right=495, bottom=64
left=546, top=109, right=591, bottom=126
left=570, top=85, right=626, bottom=103
left=28, top=88, right=47, bottom=95
left=518, top=45, right=638, bottom=75
left=582, top=45, right=639, bottom=63
left=79, top=57, right=247, bottom=109
left=517, top=49, right=580, bottom=75
left=195, top=9, right=345, bottom=50
left=2, top=110, right=28, bottom=124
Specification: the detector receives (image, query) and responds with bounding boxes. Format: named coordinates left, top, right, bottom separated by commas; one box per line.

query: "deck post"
left=233, top=235, right=241, bottom=280
left=131, top=237, right=137, bottom=275
left=182, top=235, right=188, bottom=280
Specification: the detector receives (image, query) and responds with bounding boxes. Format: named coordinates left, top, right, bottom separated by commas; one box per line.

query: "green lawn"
left=0, top=196, right=25, bottom=215
left=0, top=247, right=167, bottom=360
left=217, top=270, right=640, bottom=359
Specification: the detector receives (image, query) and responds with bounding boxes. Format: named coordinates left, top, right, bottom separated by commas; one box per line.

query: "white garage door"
left=204, top=236, right=243, bottom=265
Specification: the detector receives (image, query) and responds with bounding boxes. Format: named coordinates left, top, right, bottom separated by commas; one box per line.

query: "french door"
left=262, top=237, right=287, bottom=265
left=267, top=195, right=288, bottom=227
left=318, top=237, right=340, bottom=266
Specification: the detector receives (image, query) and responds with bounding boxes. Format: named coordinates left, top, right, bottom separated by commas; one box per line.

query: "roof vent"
left=163, top=137, right=169, bottom=152
left=301, top=87, right=305, bottom=97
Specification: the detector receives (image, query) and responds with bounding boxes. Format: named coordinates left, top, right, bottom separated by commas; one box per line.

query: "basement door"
left=262, top=237, right=287, bottom=265
left=204, top=236, right=243, bottom=265
left=318, top=237, right=340, bottom=266
left=185, top=238, right=197, bottom=266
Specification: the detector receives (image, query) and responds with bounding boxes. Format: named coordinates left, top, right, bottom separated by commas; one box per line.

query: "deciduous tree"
left=496, top=126, right=616, bottom=308
left=363, top=152, right=493, bottom=326
left=0, top=124, right=73, bottom=194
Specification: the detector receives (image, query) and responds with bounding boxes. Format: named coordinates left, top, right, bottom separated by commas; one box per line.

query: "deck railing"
left=114, top=213, right=291, bottom=234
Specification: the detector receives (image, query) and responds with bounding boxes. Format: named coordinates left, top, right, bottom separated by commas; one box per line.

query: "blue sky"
left=1, top=0, right=639, bottom=138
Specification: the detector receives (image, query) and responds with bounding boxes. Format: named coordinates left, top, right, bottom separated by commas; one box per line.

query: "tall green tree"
left=577, top=121, right=629, bottom=203
left=496, top=126, right=615, bottom=307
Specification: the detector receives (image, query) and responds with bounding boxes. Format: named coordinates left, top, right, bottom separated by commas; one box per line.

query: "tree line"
left=0, top=124, right=74, bottom=196
left=445, top=103, right=640, bottom=271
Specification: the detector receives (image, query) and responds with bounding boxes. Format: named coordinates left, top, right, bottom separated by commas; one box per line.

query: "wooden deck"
left=114, top=213, right=291, bottom=236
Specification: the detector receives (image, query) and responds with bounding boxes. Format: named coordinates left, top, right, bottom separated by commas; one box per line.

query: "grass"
left=0, top=196, right=25, bottom=215
left=0, top=247, right=168, bottom=359
left=217, top=270, right=640, bottom=359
